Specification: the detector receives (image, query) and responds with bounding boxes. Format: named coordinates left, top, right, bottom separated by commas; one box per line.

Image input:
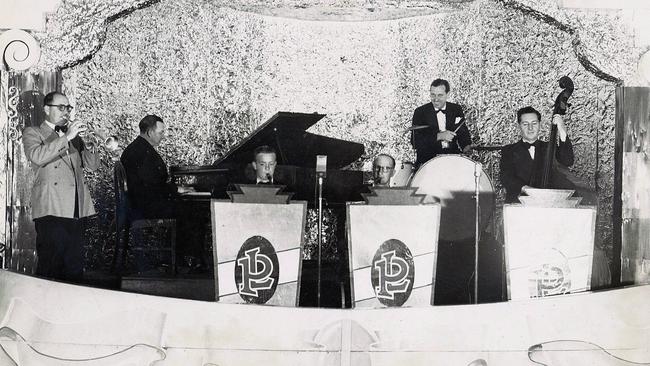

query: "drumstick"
left=403, top=125, right=430, bottom=136
left=452, top=119, right=466, bottom=133
left=404, top=118, right=465, bottom=136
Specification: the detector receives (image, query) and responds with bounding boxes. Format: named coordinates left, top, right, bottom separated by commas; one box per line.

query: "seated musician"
left=371, top=154, right=396, bottom=188
left=251, top=145, right=278, bottom=184
left=121, top=115, right=206, bottom=272
left=411, top=78, right=473, bottom=167
left=499, top=106, right=574, bottom=203
left=234, top=145, right=289, bottom=186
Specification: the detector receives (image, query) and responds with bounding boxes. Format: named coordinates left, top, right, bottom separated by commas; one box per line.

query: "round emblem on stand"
left=370, top=239, right=415, bottom=307
left=234, top=236, right=280, bottom=304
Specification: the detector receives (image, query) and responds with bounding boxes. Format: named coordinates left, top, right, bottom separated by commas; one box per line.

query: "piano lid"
left=213, top=112, right=365, bottom=169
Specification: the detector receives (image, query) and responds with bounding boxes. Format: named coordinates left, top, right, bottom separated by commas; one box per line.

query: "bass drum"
left=409, top=155, right=495, bottom=242
left=390, top=161, right=415, bottom=187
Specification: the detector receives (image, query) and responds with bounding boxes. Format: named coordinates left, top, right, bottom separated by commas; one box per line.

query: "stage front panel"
left=211, top=200, right=307, bottom=306
left=503, top=205, right=597, bottom=300
left=348, top=204, right=441, bottom=308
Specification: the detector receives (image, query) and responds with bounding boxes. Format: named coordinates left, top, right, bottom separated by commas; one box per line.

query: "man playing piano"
left=411, top=78, right=473, bottom=167
left=121, top=115, right=207, bottom=272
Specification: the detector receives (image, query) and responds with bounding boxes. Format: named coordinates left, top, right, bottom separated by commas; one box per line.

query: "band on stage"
left=23, top=75, right=595, bottom=305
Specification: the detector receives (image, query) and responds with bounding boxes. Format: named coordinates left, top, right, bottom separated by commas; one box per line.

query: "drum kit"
left=390, top=149, right=502, bottom=243
left=389, top=148, right=502, bottom=304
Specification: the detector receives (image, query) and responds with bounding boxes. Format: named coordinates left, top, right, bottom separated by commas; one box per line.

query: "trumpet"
left=63, top=117, right=120, bottom=154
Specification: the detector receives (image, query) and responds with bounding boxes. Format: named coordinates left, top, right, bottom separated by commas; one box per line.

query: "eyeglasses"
left=46, top=104, right=74, bottom=112
left=374, top=166, right=394, bottom=172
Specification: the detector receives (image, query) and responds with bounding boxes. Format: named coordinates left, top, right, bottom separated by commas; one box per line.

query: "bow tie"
left=257, top=181, right=271, bottom=185
left=523, top=141, right=537, bottom=149
left=434, top=108, right=446, bottom=114
left=54, top=125, right=68, bottom=133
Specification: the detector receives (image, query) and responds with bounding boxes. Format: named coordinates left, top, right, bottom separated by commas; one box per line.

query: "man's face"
left=430, top=85, right=448, bottom=110
left=373, top=156, right=395, bottom=186
left=253, top=152, right=277, bottom=181
left=519, top=113, right=541, bottom=143
left=44, top=94, right=71, bottom=126
left=147, top=121, right=166, bottom=147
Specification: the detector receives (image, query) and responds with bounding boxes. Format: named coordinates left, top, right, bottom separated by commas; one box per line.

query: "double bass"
left=536, top=75, right=574, bottom=188
left=530, top=76, right=596, bottom=205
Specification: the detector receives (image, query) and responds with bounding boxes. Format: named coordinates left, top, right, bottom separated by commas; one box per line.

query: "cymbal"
left=472, top=145, right=504, bottom=151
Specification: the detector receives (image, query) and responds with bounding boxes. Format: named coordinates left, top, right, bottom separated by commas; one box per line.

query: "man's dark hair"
left=253, top=145, right=276, bottom=160
left=374, top=154, right=395, bottom=168
left=430, top=79, right=450, bottom=93
left=43, top=91, right=66, bottom=105
left=516, top=106, right=541, bottom=123
left=139, top=114, right=163, bottom=134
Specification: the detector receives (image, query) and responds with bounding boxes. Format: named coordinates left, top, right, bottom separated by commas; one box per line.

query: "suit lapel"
left=514, top=141, right=533, bottom=163
left=445, top=104, right=453, bottom=131
left=39, top=123, right=75, bottom=173
left=424, top=103, right=438, bottom=131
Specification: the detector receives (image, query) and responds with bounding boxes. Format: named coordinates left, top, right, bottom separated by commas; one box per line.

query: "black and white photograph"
left=0, top=0, right=648, bottom=364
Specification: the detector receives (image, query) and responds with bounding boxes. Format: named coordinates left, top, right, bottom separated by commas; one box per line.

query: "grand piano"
left=170, top=112, right=367, bottom=204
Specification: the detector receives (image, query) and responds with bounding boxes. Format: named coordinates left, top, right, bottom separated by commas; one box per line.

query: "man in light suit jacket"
left=22, top=92, right=99, bottom=282
left=411, top=78, right=473, bottom=167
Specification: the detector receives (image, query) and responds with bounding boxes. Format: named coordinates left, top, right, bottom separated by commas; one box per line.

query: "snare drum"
left=409, top=155, right=495, bottom=242
left=390, top=161, right=415, bottom=187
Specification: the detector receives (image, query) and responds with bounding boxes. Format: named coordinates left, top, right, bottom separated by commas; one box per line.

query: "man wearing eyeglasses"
left=371, top=154, right=396, bottom=187
left=411, top=78, right=473, bottom=167
left=22, top=91, right=99, bottom=282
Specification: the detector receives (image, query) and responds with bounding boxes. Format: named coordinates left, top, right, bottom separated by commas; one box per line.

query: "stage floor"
left=0, top=270, right=647, bottom=365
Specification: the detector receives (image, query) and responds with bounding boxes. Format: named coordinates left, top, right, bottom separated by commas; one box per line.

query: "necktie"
left=54, top=124, right=68, bottom=133
left=434, top=108, right=446, bottom=114
left=524, top=141, right=536, bottom=159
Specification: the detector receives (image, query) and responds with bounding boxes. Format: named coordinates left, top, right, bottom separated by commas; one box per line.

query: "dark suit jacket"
left=411, top=102, right=472, bottom=165
left=120, top=136, right=177, bottom=216
left=500, top=138, right=575, bottom=203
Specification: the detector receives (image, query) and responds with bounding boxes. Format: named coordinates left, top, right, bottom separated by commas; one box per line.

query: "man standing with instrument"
left=500, top=106, right=574, bottom=203
left=23, top=92, right=99, bottom=282
left=411, top=78, right=473, bottom=167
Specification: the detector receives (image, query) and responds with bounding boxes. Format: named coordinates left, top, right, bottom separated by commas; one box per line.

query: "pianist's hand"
left=177, top=186, right=196, bottom=194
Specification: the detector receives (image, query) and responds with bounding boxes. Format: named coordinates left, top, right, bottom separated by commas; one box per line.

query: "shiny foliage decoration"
left=56, top=0, right=634, bottom=267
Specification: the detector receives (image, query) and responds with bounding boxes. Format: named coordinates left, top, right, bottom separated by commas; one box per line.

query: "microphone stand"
left=473, top=162, right=482, bottom=304
left=316, top=174, right=324, bottom=308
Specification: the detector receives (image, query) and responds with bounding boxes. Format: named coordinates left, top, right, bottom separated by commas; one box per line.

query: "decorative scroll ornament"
left=0, top=29, right=41, bottom=71
left=7, top=86, right=21, bottom=141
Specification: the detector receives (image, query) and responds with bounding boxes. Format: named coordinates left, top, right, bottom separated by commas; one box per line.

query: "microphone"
left=266, top=173, right=272, bottom=183
left=316, top=155, right=327, bottom=178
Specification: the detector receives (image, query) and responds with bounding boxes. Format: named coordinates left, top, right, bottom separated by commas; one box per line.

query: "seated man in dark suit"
left=411, top=78, right=473, bottom=167
left=500, top=106, right=575, bottom=203
left=356, top=154, right=397, bottom=198
left=121, top=115, right=205, bottom=271
left=231, top=145, right=292, bottom=188
left=251, top=145, right=278, bottom=184
left=371, top=154, right=396, bottom=188
left=120, top=115, right=188, bottom=218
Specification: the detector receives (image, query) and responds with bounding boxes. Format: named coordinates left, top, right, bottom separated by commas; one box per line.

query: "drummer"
left=411, top=78, right=473, bottom=167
